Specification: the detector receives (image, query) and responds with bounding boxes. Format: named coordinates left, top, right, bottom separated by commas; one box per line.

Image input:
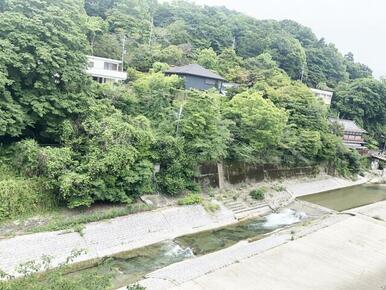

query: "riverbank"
left=215, top=173, right=369, bottom=218
left=285, top=174, right=368, bottom=197
left=0, top=174, right=373, bottom=279
left=134, top=201, right=386, bottom=290
left=0, top=205, right=235, bottom=277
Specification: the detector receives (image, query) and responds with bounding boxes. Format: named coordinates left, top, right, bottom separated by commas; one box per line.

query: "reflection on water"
left=298, top=184, right=386, bottom=211
left=66, top=209, right=307, bottom=289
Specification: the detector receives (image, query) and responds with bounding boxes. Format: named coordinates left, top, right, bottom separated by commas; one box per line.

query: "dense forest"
left=0, top=0, right=385, bottom=219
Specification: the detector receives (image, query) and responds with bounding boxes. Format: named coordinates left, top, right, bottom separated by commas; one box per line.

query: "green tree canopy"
left=196, top=48, right=218, bottom=70
left=333, top=78, right=386, bottom=138
left=305, top=41, right=348, bottom=88
left=344, top=52, right=373, bottom=80
left=0, top=0, right=90, bottom=140
left=225, top=91, right=287, bottom=162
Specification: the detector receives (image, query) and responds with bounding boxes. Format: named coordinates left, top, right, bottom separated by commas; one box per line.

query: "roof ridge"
left=166, top=63, right=226, bottom=81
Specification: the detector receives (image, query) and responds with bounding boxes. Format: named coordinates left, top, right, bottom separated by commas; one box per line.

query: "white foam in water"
left=165, top=244, right=194, bottom=258
left=263, top=209, right=307, bottom=229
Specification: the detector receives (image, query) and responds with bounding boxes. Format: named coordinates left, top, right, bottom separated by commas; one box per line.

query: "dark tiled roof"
left=166, top=64, right=226, bottom=81
left=330, top=118, right=367, bottom=133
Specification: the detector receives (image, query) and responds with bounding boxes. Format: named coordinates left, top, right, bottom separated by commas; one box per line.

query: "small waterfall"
left=164, top=243, right=194, bottom=258
left=263, top=209, right=307, bottom=229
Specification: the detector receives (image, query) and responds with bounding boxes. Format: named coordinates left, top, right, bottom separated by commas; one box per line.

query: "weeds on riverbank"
left=177, top=193, right=203, bottom=205
left=30, top=204, right=152, bottom=234
left=127, top=284, right=146, bottom=290
left=177, top=193, right=220, bottom=213
left=203, top=201, right=220, bottom=213
left=0, top=203, right=153, bottom=238
left=249, top=187, right=267, bottom=200
left=0, top=250, right=113, bottom=290
left=0, top=164, right=58, bottom=222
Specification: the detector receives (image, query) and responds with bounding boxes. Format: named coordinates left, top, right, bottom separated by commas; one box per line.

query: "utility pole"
left=175, top=92, right=186, bottom=136
left=175, top=103, right=184, bottom=136
left=148, top=15, right=154, bottom=46
left=232, top=36, right=236, bottom=50
left=300, top=64, right=305, bottom=82
left=121, top=35, right=126, bottom=65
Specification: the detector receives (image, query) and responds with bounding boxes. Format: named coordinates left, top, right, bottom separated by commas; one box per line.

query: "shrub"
left=272, top=184, right=286, bottom=192
left=154, top=136, right=199, bottom=196
left=58, top=172, right=93, bottom=208
left=12, top=140, right=75, bottom=189
left=334, top=148, right=363, bottom=177
left=12, top=140, right=42, bottom=177
left=0, top=177, right=55, bottom=221
left=151, top=62, right=170, bottom=73
left=249, top=187, right=266, bottom=200
left=177, top=193, right=203, bottom=206
left=10, top=113, right=156, bottom=208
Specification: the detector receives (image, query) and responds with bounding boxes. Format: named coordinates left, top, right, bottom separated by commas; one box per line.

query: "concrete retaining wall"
left=0, top=205, right=235, bottom=276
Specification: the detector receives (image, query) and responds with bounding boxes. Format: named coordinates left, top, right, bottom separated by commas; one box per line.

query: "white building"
left=86, top=55, right=127, bottom=83
left=310, top=88, right=333, bottom=106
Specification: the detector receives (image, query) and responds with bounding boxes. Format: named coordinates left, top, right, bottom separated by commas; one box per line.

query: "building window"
left=104, top=62, right=118, bottom=71
left=205, top=79, right=216, bottom=85
left=92, top=76, right=108, bottom=83
left=88, top=61, right=94, bottom=68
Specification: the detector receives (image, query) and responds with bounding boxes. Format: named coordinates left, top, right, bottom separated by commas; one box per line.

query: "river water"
left=65, top=209, right=307, bottom=289
left=39, top=184, right=386, bottom=289
left=298, top=184, right=386, bottom=211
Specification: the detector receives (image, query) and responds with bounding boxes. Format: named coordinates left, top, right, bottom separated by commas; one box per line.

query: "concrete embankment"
left=0, top=174, right=370, bottom=279
left=285, top=175, right=368, bottom=197
left=0, top=205, right=235, bottom=276
left=136, top=202, right=386, bottom=290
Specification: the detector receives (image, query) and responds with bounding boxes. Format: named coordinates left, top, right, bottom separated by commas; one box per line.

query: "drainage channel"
left=61, top=209, right=307, bottom=289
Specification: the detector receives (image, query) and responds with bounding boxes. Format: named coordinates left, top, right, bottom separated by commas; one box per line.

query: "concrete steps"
left=222, top=197, right=270, bottom=219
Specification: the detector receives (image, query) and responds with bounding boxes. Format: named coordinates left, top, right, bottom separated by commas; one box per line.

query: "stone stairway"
left=222, top=196, right=270, bottom=219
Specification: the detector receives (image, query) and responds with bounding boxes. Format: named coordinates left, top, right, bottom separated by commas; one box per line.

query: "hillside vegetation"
left=0, top=0, right=383, bottom=217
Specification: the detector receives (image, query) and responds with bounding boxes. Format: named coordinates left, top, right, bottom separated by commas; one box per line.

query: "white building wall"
left=86, top=55, right=127, bottom=83
left=310, top=88, right=333, bottom=106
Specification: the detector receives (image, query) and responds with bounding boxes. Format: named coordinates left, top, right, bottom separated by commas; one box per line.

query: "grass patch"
left=30, top=203, right=152, bottom=234
left=203, top=201, right=220, bottom=213
left=249, top=187, right=266, bottom=200
left=177, top=193, right=203, bottom=206
left=127, top=284, right=146, bottom=290
left=73, top=224, right=86, bottom=237
left=0, top=250, right=112, bottom=290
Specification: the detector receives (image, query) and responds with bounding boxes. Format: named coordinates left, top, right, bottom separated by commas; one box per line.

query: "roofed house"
left=330, top=118, right=367, bottom=153
left=165, top=64, right=226, bottom=92
left=86, top=55, right=127, bottom=83
left=310, top=88, right=334, bottom=106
